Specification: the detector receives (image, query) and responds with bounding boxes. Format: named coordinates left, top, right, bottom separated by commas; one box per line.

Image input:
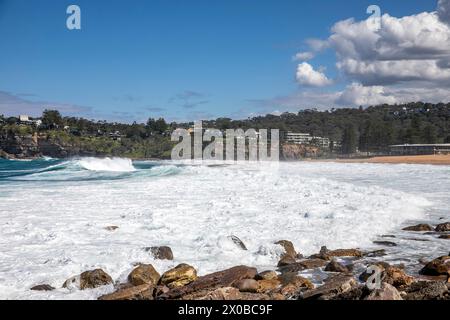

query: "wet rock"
left=160, top=264, right=198, bottom=289
left=98, top=284, right=154, bottom=300
left=128, top=264, right=160, bottom=286
left=63, top=269, right=113, bottom=290
left=381, top=235, right=396, bottom=238
left=105, top=226, right=119, bottom=231
left=277, top=255, right=296, bottom=267
left=30, top=284, right=55, bottom=291
left=404, top=281, right=448, bottom=300
left=364, top=249, right=387, bottom=257
left=359, top=262, right=391, bottom=282
left=373, top=241, right=397, bottom=247
left=325, top=259, right=351, bottom=273
left=275, top=240, right=298, bottom=259
left=277, top=273, right=314, bottom=298
left=439, top=235, right=450, bottom=239
left=278, top=259, right=328, bottom=273
left=300, top=274, right=357, bottom=300
left=159, top=265, right=257, bottom=299
left=234, top=279, right=259, bottom=293
left=146, top=246, right=174, bottom=260
left=327, top=248, right=363, bottom=258
left=255, top=270, right=278, bottom=281
left=402, top=224, right=433, bottom=232
left=384, top=266, right=415, bottom=288
left=365, top=283, right=403, bottom=300
left=229, top=235, right=247, bottom=250
left=420, top=256, right=450, bottom=276
left=436, top=222, right=450, bottom=232
left=309, top=246, right=331, bottom=260
left=154, top=285, right=170, bottom=297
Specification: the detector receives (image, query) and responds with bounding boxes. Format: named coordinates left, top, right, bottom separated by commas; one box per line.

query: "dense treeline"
left=0, top=102, right=449, bottom=156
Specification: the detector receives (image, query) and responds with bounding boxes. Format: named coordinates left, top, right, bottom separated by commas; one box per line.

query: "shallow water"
left=0, top=157, right=448, bottom=299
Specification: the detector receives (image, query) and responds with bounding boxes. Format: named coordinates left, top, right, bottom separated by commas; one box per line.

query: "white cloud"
left=293, top=52, right=314, bottom=61
left=296, top=62, right=333, bottom=87
left=337, top=83, right=397, bottom=106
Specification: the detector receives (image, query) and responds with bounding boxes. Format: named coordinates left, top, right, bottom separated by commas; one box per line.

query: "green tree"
left=42, top=110, right=63, bottom=129
left=422, top=124, right=437, bottom=144
left=341, top=124, right=357, bottom=154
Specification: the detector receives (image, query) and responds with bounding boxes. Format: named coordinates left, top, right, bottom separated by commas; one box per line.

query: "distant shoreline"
left=308, top=154, right=450, bottom=166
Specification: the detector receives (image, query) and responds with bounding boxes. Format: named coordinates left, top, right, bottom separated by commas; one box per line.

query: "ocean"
left=0, top=157, right=448, bottom=299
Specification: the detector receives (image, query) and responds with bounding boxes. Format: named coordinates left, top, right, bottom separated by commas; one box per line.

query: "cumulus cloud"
left=337, top=83, right=397, bottom=106
left=293, top=52, right=314, bottom=61
left=296, top=62, right=333, bottom=87
left=438, top=0, right=450, bottom=24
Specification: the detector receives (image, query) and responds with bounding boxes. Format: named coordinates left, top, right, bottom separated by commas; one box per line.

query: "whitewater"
left=0, top=157, right=448, bottom=299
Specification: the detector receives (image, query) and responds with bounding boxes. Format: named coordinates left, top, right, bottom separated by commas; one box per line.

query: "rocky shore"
left=29, top=222, right=450, bottom=301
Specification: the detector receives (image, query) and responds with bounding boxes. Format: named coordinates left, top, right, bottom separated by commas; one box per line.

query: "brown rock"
left=436, top=222, right=450, bottom=232
left=402, top=224, right=433, bottom=232
left=105, top=226, right=119, bottom=231
left=365, top=283, right=403, bottom=300
left=98, top=284, right=154, bottom=300
left=325, top=259, right=351, bottom=273
left=30, top=284, right=55, bottom=291
left=229, top=235, right=247, bottom=250
left=197, top=287, right=242, bottom=300
left=275, top=240, right=298, bottom=259
left=327, top=248, right=363, bottom=258
left=160, top=264, right=198, bottom=289
left=257, top=279, right=281, bottom=293
left=364, top=249, right=387, bottom=257
left=301, top=274, right=357, bottom=300
left=278, top=273, right=314, bottom=298
left=278, top=258, right=328, bottom=274
left=277, top=255, right=296, bottom=267
left=128, top=264, right=160, bottom=286
left=359, top=262, right=391, bottom=282
left=255, top=270, right=278, bottom=281
left=159, top=265, right=257, bottom=299
left=146, top=246, right=174, bottom=260
left=404, top=281, right=448, bottom=300
left=63, top=269, right=113, bottom=290
left=234, top=279, right=259, bottom=293
left=439, top=235, right=450, bottom=239
left=420, top=256, right=450, bottom=276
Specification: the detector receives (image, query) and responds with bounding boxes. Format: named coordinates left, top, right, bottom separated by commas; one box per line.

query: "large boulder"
left=403, top=224, right=433, bottom=232
left=359, top=263, right=414, bottom=289
left=275, top=240, right=298, bottom=259
left=160, top=264, right=198, bottom=289
left=159, top=265, right=257, bottom=300
left=128, top=264, right=160, bottom=286
left=436, top=222, right=450, bottom=232
left=98, top=284, right=154, bottom=300
left=404, top=281, right=448, bottom=300
left=300, top=274, right=357, bottom=300
left=420, top=256, right=450, bottom=276
left=146, top=246, right=174, bottom=260
left=63, top=269, right=113, bottom=290
left=365, top=283, right=403, bottom=300
left=325, top=259, right=351, bottom=273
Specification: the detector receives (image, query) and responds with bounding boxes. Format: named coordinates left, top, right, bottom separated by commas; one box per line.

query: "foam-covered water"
left=0, top=157, right=448, bottom=299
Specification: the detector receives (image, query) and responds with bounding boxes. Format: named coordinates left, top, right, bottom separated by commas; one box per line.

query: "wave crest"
left=77, top=157, right=136, bottom=172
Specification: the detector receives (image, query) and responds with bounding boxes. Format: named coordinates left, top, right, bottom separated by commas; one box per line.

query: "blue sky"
left=0, top=0, right=444, bottom=122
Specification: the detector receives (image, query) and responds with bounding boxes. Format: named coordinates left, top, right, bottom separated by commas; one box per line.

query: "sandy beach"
left=313, top=155, right=450, bottom=165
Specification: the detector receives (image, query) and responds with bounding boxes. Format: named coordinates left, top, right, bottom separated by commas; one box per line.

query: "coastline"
left=307, top=154, right=450, bottom=166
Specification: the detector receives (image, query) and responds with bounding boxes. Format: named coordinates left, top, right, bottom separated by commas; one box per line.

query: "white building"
left=284, top=131, right=331, bottom=148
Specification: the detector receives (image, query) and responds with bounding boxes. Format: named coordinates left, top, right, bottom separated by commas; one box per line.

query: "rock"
left=309, top=246, right=331, bottom=260
left=325, top=259, right=351, bottom=273
left=160, top=264, right=198, bottom=289
left=278, top=259, right=328, bottom=273
left=404, top=281, right=448, bottom=300
left=327, top=248, right=363, bottom=258
left=436, top=222, right=450, bottom=232
left=277, top=273, right=314, bottom=298
left=373, top=241, right=397, bottom=247
left=255, top=270, right=278, bottom=281
left=146, top=246, right=174, bottom=260
left=98, top=284, right=154, bottom=300
left=105, top=226, right=119, bottom=231
left=364, top=249, right=387, bottom=257
left=128, top=264, right=160, bottom=286
left=300, top=274, right=357, bottom=300
left=365, top=283, right=403, bottom=300
left=275, top=240, right=298, bottom=259
left=159, top=265, right=257, bottom=300
left=197, top=287, right=242, bottom=300
left=277, top=255, right=296, bottom=267
left=402, top=224, right=433, bottom=231
left=234, top=279, right=259, bottom=293
left=229, top=235, right=247, bottom=250
left=420, top=256, right=450, bottom=276
left=63, top=269, right=113, bottom=290
left=257, top=279, right=281, bottom=293
left=439, top=235, right=450, bottom=239
left=359, top=262, right=391, bottom=282
left=384, top=266, right=415, bottom=288
left=30, top=284, right=55, bottom=291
